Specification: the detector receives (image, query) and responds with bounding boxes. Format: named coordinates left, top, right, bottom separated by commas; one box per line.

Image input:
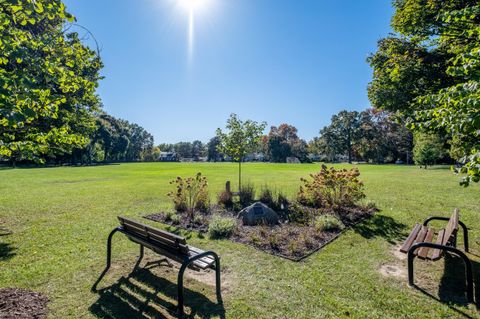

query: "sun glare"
left=179, top=0, right=210, bottom=12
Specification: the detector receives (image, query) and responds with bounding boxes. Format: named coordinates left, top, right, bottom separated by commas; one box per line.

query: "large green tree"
left=0, top=0, right=103, bottom=166
left=319, top=110, right=361, bottom=163
left=216, top=113, right=266, bottom=190
left=266, top=124, right=307, bottom=163
left=368, top=0, right=480, bottom=185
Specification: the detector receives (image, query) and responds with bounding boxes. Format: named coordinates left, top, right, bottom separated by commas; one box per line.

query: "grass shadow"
left=90, top=267, right=225, bottom=319
left=352, top=214, right=407, bottom=244
left=0, top=242, right=16, bottom=261
left=411, top=253, right=480, bottom=318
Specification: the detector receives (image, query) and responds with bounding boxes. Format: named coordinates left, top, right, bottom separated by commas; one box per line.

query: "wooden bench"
left=92, top=216, right=222, bottom=317
left=400, top=209, right=473, bottom=302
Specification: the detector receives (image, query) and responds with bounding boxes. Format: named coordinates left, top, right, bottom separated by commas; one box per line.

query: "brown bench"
left=400, top=208, right=473, bottom=302
left=92, top=216, right=222, bottom=317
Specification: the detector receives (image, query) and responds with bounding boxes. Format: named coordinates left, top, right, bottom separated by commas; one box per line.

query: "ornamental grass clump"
left=314, top=215, right=344, bottom=232
left=297, top=165, right=365, bottom=209
left=208, top=214, right=237, bottom=239
left=167, top=172, right=209, bottom=219
left=239, top=182, right=255, bottom=208
left=217, top=190, right=233, bottom=209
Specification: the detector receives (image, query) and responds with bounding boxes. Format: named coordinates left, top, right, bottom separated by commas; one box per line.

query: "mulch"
left=144, top=205, right=376, bottom=261
left=0, top=288, right=49, bottom=319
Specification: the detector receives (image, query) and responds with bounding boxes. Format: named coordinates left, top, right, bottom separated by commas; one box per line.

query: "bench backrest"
left=442, top=208, right=459, bottom=246
left=118, top=216, right=189, bottom=254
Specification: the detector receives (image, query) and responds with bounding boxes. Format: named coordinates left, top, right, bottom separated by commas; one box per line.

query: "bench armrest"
left=422, top=216, right=450, bottom=226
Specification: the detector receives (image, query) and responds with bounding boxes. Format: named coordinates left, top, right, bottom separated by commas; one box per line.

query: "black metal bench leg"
left=407, top=247, right=416, bottom=287
left=459, top=221, right=469, bottom=252
left=92, top=227, right=121, bottom=292
left=178, top=263, right=187, bottom=318
left=134, top=245, right=144, bottom=269
left=177, top=251, right=222, bottom=318
left=408, top=243, right=474, bottom=303
left=214, top=254, right=222, bottom=303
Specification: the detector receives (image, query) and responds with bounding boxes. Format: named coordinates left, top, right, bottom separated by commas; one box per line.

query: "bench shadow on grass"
left=90, top=266, right=225, bottom=319
left=410, top=253, right=480, bottom=318
left=0, top=242, right=16, bottom=261
left=0, top=227, right=16, bottom=261
left=352, top=213, right=407, bottom=245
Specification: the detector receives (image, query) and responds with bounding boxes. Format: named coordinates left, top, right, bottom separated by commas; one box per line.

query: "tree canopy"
left=0, top=0, right=103, bottom=166
left=216, top=113, right=266, bottom=189
left=368, top=0, right=480, bottom=185
left=315, top=109, right=413, bottom=164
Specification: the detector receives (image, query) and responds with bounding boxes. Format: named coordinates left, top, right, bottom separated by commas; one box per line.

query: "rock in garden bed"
left=0, top=288, right=49, bottom=319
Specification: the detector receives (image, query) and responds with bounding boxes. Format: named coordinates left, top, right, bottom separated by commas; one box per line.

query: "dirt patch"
left=391, top=244, right=407, bottom=260
left=379, top=264, right=407, bottom=279
left=0, top=288, right=49, bottom=319
left=185, top=268, right=232, bottom=291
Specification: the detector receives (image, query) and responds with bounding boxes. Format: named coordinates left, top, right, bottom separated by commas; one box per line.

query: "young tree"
left=216, top=114, right=266, bottom=190
left=0, top=1, right=103, bottom=166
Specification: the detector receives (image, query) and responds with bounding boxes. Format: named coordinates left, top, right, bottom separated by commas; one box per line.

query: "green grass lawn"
left=1, top=163, right=480, bottom=318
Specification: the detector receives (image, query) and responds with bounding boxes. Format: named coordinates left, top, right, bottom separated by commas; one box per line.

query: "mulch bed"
left=144, top=205, right=375, bottom=261
left=0, top=288, right=49, bottom=319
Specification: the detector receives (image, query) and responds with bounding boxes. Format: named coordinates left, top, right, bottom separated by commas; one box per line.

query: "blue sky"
left=64, top=0, right=394, bottom=144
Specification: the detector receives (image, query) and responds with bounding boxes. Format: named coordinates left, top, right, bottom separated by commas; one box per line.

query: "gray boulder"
left=238, top=202, right=279, bottom=226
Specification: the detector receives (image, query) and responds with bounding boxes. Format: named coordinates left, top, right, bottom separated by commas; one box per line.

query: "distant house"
left=243, top=153, right=265, bottom=162
left=159, top=152, right=178, bottom=162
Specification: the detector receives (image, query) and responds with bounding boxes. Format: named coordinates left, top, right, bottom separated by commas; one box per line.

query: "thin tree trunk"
left=238, top=159, right=242, bottom=191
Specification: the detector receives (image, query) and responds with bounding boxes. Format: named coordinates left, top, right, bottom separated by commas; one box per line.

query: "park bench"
left=92, top=216, right=222, bottom=317
left=400, top=208, right=473, bottom=302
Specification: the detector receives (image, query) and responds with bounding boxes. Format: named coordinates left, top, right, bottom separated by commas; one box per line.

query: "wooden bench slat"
left=418, top=228, right=435, bottom=259
left=400, top=223, right=421, bottom=253
left=193, top=259, right=211, bottom=269
left=412, top=226, right=428, bottom=252
left=118, top=217, right=148, bottom=235
left=442, top=209, right=459, bottom=246
left=145, top=225, right=187, bottom=244
left=431, top=229, right=445, bottom=261
left=188, top=246, right=215, bottom=264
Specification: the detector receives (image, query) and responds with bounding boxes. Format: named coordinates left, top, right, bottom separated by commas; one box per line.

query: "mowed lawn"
left=1, top=163, right=480, bottom=318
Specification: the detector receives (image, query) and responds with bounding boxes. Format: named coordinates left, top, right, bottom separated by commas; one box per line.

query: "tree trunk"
left=238, top=159, right=242, bottom=191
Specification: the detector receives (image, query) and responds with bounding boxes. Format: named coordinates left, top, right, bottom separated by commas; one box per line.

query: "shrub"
left=297, top=165, right=365, bottom=209
left=208, top=214, right=237, bottom=239
left=239, top=182, right=255, bottom=207
left=288, top=202, right=315, bottom=225
left=218, top=190, right=233, bottom=209
left=167, top=172, right=209, bottom=218
left=314, top=215, right=344, bottom=232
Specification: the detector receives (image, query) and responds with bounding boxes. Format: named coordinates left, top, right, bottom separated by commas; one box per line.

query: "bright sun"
left=179, top=0, right=209, bottom=12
